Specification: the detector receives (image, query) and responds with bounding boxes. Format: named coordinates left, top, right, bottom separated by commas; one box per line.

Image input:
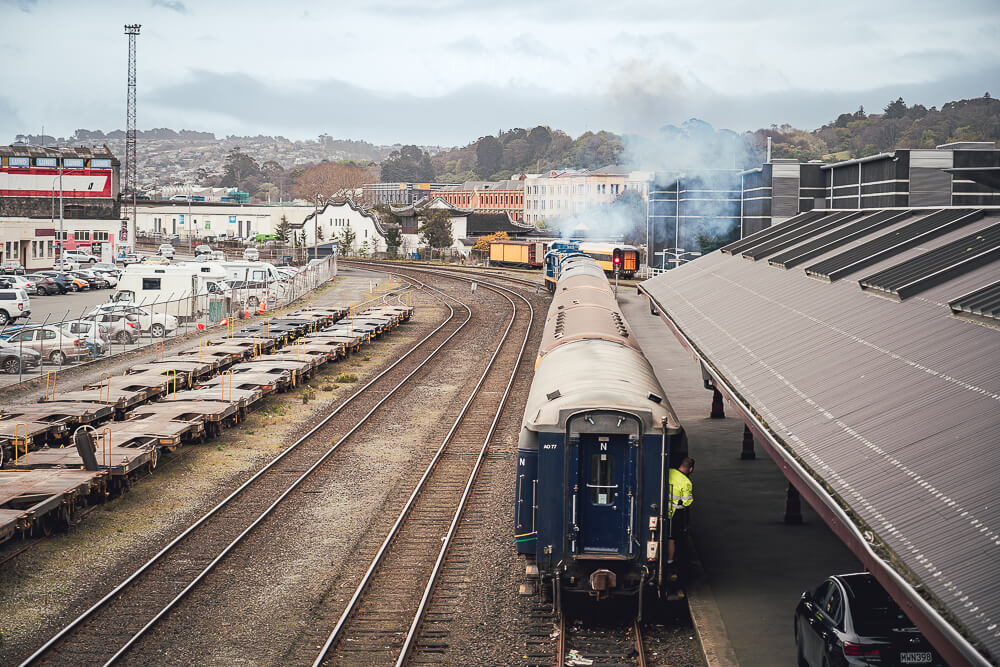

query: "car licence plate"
left=900, top=651, right=932, bottom=664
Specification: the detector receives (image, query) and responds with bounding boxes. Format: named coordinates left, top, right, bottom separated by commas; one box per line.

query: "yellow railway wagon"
left=576, top=242, right=640, bottom=277
left=489, top=240, right=547, bottom=268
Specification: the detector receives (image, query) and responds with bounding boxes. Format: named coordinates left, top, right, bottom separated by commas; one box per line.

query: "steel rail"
left=19, top=274, right=468, bottom=667
left=634, top=619, right=648, bottom=667
left=394, top=278, right=534, bottom=666
left=100, top=278, right=472, bottom=666
left=312, top=271, right=528, bottom=666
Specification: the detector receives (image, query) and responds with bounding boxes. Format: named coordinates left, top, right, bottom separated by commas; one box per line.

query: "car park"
left=794, top=573, right=945, bottom=667
left=0, top=261, right=25, bottom=275
left=25, top=274, right=66, bottom=295
left=157, top=244, right=176, bottom=259
left=0, top=325, right=88, bottom=364
left=0, top=287, right=31, bottom=325
left=0, top=340, right=41, bottom=374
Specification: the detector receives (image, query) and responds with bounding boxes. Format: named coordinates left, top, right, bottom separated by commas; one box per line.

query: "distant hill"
left=752, top=95, right=999, bottom=162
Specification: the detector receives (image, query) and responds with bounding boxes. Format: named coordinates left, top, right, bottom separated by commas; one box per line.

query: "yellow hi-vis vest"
left=668, top=468, right=693, bottom=518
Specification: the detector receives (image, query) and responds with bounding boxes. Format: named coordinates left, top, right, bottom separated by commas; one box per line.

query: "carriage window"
left=589, top=453, right=615, bottom=505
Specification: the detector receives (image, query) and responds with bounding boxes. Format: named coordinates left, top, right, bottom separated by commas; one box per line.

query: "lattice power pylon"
left=124, top=24, right=141, bottom=232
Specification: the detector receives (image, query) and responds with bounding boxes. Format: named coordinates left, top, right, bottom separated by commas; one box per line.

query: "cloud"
left=446, top=37, right=486, bottom=55
left=0, top=0, right=38, bottom=11
left=151, top=0, right=187, bottom=14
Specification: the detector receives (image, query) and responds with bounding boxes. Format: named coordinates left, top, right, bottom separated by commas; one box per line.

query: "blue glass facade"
left=647, top=170, right=741, bottom=267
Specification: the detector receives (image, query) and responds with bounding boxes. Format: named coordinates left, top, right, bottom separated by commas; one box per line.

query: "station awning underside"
left=640, top=207, right=1000, bottom=666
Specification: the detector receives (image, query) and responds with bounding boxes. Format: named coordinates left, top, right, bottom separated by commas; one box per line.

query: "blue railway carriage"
left=516, top=254, right=685, bottom=608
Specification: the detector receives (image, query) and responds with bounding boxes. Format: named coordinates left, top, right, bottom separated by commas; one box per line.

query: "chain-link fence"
left=0, top=256, right=335, bottom=386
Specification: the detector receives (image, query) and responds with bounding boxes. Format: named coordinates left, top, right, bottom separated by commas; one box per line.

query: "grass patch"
left=334, top=373, right=358, bottom=383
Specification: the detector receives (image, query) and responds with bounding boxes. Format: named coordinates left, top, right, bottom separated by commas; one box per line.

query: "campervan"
left=112, top=264, right=229, bottom=318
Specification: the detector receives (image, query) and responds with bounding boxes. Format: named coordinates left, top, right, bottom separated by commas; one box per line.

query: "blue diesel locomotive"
left=516, top=254, right=687, bottom=611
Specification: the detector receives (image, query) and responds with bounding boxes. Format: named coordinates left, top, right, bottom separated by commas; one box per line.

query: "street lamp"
left=314, top=194, right=322, bottom=262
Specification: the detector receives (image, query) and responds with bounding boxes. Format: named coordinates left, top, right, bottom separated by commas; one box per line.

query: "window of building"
left=541, top=200, right=546, bottom=210
left=541, top=186, right=546, bottom=196
left=93, top=231, right=109, bottom=241
left=76, top=231, right=91, bottom=241
left=47, top=240, right=53, bottom=257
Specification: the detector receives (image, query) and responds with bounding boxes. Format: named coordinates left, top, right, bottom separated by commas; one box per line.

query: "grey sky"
left=1, top=0, right=998, bottom=146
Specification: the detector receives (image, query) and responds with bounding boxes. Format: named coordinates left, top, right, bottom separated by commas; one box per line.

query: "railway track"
left=18, top=275, right=477, bottom=667
left=558, top=615, right=648, bottom=667
left=292, top=267, right=533, bottom=666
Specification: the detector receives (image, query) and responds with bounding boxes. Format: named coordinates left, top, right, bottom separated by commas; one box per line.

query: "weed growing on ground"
left=321, top=384, right=335, bottom=392
left=334, top=373, right=358, bottom=383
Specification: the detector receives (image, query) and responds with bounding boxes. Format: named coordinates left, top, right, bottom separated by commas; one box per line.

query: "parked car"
left=52, top=258, right=80, bottom=271
left=0, top=261, right=25, bottom=275
left=25, top=273, right=66, bottom=296
left=59, top=320, right=110, bottom=356
left=92, top=262, right=121, bottom=274
left=40, top=271, right=88, bottom=292
left=0, top=288, right=31, bottom=326
left=157, top=244, right=176, bottom=259
left=0, top=325, right=88, bottom=365
left=242, top=247, right=260, bottom=262
left=794, top=573, right=945, bottom=667
left=87, top=303, right=178, bottom=337
left=116, top=253, right=145, bottom=266
left=62, top=250, right=98, bottom=265
left=0, top=275, right=37, bottom=295
left=144, top=256, right=171, bottom=266
left=84, top=311, right=140, bottom=344
left=194, top=244, right=213, bottom=257
left=71, top=270, right=109, bottom=289
left=0, top=340, right=41, bottom=374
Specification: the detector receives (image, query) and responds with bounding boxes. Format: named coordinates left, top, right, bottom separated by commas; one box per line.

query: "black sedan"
left=795, top=573, right=944, bottom=666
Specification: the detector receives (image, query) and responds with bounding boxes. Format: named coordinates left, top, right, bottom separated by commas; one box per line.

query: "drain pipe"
left=657, top=417, right=667, bottom=594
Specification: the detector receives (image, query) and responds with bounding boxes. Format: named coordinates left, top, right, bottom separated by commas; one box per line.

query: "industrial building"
left=0, top=145, right=129, bottom=269
left=822, top=142, right=1000, bottom=209
left=739, top=159, right=826, bottom=235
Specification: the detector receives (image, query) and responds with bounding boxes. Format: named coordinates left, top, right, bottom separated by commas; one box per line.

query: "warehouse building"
left=0, top=145, right=127, bottom=269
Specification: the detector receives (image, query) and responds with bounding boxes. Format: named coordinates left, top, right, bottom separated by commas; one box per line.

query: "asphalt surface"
left=618, top=290, right=861, bottom=666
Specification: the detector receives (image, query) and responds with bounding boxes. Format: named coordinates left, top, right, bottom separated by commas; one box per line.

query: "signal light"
left=613, top=248, right=623, bottom=266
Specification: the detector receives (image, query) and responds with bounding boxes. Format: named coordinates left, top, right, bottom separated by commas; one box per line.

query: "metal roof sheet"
left=640, top=206, right=1000, bottom=665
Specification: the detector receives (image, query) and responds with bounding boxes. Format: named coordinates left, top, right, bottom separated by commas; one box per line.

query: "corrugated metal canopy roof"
left=640, top=206, right=1000, bottom=666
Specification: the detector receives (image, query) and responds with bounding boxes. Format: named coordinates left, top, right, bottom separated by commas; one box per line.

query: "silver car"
left=2, top=325, right=89, bottom=364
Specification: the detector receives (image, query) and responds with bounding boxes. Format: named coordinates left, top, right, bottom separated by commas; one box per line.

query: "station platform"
left=618, top=291, right=860, bottom=666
